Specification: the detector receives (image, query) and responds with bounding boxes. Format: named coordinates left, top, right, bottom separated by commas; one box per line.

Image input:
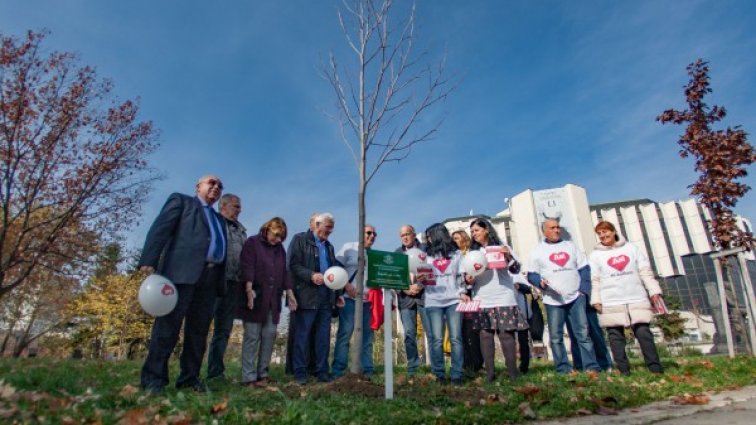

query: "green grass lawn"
left=0, top=355, right=754, bottom=424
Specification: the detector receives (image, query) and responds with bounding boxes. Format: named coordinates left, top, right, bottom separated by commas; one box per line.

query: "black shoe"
left=295, top=376, right=308, bottom=385
left=451, top=378, right=463, bottom=385
left=436, top=376, right=448, bottom=385
left=177, top=381, right=208, bottom=393
left=317, top=374, right=333, bottom=383
left=143, top=384, right=165, bottom=396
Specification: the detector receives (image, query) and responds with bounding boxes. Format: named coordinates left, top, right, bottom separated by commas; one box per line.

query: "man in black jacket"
left=395, top=224, right=430, bottom=377
left=139, top=175, right=227, bottom=394
left=288, top=212, right=344, bottom=384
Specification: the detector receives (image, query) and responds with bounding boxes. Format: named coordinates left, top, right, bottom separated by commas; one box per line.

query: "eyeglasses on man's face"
left=365, top=231, right=377, bottom=237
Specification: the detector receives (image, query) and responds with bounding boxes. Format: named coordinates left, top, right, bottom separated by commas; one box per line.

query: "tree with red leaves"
left=657, top=59, right=755, bottom=251
left=0, top=30, right=159, bottom=300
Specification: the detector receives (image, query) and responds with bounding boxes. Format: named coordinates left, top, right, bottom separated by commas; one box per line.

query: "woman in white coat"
left=589, top=221, right=664, bottom=375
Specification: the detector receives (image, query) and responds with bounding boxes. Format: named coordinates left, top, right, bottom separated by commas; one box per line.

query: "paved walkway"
left=533, top=385, right=756, bottom=425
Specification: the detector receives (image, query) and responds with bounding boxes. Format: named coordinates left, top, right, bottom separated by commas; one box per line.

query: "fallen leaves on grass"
left=119, top=385, right=140, bottom=397
left=518, top=402, right=537, bottom=419
left=210, top=397, right=228, bottom=415
left=513, top=384, right=540, bottom=397
left=671, top=393, right=710, bottom=405
left=669, top=374, right=704, bottom=388
left=479, top=393, right=505, bottom=406
left=117, top=409, right=148, bottom=425
left=0, top=406, right=18, bottom=419
left=0, top=381, right=16, bottom=399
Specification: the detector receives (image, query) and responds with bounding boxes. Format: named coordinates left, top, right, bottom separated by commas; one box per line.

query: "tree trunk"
left=350, top=151, right=368, bottom=373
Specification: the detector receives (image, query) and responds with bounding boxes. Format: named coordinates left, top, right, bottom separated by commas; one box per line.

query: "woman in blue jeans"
left=422, top=223, right=472, bottom=385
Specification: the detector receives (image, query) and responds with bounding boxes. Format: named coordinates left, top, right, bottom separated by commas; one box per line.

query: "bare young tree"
left=0, top=30, right=160, bottom=300
left=322, top=0, right=455, bottom=373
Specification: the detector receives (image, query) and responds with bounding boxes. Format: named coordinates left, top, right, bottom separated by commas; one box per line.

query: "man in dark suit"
left=139, top=175, right=227, bottom=394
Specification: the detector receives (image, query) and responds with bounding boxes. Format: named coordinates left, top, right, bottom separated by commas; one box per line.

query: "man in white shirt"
left=527, top=218, right=599, bottom=374
left=331, top=225, right=378, bottom=377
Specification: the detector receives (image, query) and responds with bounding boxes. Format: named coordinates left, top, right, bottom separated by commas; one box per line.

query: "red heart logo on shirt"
left=419, top=253, right=427, bottom=262
left=607, top=255, right=630, bottom=272
left=473, top=263, right=483, bottom=271
left=161, top=284, right=175, bottom=296
left=433, top=258, right=451, bottom=274
left=327, top=273, right=335, bottom=283
left=549, top=252, right=570, bottom=267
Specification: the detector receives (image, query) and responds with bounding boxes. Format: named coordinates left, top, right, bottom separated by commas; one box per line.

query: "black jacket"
left=287, top=230, right=342, bottom=310
left=395, top=241, right=426, bottom=309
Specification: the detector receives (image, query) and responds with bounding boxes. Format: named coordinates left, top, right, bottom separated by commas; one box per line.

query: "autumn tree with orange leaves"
left=0, top=30, right=159, bottom=300
left=657, top=59, right=755, bottom=250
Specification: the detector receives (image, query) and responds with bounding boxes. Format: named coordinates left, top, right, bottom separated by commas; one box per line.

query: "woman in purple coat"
left=238, top=217, right=297, bottom=386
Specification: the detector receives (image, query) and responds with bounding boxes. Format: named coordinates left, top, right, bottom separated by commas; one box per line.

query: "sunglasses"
left=365, top=231, right=377, bottom=237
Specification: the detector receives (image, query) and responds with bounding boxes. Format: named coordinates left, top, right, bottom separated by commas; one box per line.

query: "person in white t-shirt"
left=467, top=218, right=528, bottom=382
left=423, top=223, right=471, bottom=384
left=589, top=221, right=664, bottom=375
left=331, top=225, right=378, bottom=378
left=527, top=218, right=600, bottom=374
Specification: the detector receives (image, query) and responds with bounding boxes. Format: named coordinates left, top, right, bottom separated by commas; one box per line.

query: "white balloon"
left=405, top=247, right=429, bottom=273
left=139, top=274, right=178, bottom=317
left=463, top=250, right=488, bottom=277
left=323, top=266, right=348, bottom=290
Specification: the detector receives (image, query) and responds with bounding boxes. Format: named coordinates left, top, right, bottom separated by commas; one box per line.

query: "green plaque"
left=366, top=249, right=410, bottom=290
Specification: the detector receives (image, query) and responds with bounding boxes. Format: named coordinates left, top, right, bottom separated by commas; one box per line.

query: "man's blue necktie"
left=207, top=207, right=225, bottom=262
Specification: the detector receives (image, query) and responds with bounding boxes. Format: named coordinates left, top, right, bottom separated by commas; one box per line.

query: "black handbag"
left=529, top=297, right=545, bottom=341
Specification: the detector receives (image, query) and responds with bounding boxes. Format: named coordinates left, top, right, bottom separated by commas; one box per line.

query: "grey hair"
left=400, top=224, right=415, bottom=234
left=220, top=193, right=239, bottom=206
left=541, top=217, right=560, bottom=231
left=315, top=212, right=335, bottom=225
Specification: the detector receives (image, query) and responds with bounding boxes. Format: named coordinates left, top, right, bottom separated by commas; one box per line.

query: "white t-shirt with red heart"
left=424, top=251, right=465, bottom=308
left=588, top=242, right=650, bottom=307
left=527, top=240, right=586, bottom=306
left=471, top=247, right=518, bottom=308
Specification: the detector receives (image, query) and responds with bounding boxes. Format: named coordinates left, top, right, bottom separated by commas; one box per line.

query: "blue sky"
left=2, top=0, right=755, bottom=253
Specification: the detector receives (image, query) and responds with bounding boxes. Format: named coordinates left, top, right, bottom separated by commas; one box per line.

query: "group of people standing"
left=136, top=175, right=666, bottom=395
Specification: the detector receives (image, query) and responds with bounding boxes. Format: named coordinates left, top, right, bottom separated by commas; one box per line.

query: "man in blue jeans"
left=331, top=225, right=378, bottom=377
left=395, top=225, right=430, bottom=377
left=288, top=213, right=345, bottom=385
left=566, top=297, right=612, bottom=371
left=527, top=218, right=600, bottom=374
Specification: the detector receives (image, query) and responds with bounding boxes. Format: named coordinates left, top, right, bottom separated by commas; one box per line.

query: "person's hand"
left=540, top=278, right=550, bottom=290
left=312, top=273, right=324, bottom=285
left=336, top=296, right=345, bottom=308
left=500, top=246, right=512, bottom=260
left=460, top=293, right=471, bottom=304
left=651, top=294, right=662, bottom=304
left=288, top=294, right=298, bottom=312
left=410, top=283, right=423, bottom=295
left=246, top=284, right=256, bottom=310
left=592, top=303, right=602, bottom=314
left=345, top=282, right=357, bottom=298
left=140, top=266, right=155, bottom=275
left=415, top=273, right=427, bottom=283
left=464, top=274, right=475, bottom=285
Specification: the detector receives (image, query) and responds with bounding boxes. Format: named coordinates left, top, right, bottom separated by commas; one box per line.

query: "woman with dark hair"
left=467, top=218, right=528, bottom=381
left=589, top=221, right=664, bottom=375
left=238, top=217, right=298, bottom=386
left=423, top=223, right=470, bottom=384
left=451, top=230, right=484, bottom=378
